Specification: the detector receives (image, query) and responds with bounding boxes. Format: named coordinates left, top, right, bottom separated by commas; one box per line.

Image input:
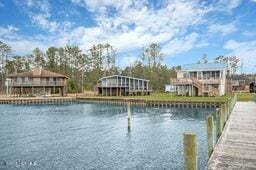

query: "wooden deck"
left=208, top=102, right=256, bottom=169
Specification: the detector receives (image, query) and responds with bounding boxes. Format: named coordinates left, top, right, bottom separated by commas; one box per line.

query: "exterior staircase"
left=208, top=85, right=220, bottom=97
left=171, top=78, right=220, bottom=97
left=192, top=78, right=219, bottom=97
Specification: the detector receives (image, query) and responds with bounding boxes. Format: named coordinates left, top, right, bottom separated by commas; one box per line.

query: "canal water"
left=0, top=103, right=215, bottom=169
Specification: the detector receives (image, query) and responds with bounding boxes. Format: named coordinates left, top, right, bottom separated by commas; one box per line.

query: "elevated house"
left=6, top=68, right=68, bottom=97
left=171, top=63, right=230, bottom=97
left=97, top=75, right=151, bottom=96
left=231, top=75, right=250, bottom=92
left=232, top=74, right=256, bottom=93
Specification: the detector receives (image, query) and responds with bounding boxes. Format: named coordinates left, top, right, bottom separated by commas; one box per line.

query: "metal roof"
left=99, top=75, right=150, bottom=81
left=182, top=63, right=227, bottom=71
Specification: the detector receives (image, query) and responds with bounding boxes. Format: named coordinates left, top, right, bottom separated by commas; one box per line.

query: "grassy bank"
left=79, top=93, right=231, bottom=103
left=236, top=93, right=256, bottom=102
left=125, top=93, right=230, bottom=102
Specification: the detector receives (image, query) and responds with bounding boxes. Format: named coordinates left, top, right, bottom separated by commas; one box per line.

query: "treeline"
left=0, top=41, right=178, bottom=93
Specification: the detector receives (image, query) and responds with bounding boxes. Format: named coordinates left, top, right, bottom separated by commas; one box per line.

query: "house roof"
left=7, top=69, right=68, bottom=78
left=232, top=75, right=248, bottom=81
left=182, top=63, right=227, bottom=71
left=99, top=75, right=149, bottom=81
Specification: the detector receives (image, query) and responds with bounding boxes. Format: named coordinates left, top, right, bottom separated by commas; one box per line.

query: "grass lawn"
left=79, top=93, right=231, bottom=103
left=236, top=93, right=256, bottom=102
left=126, top=93, right=231, bottom=102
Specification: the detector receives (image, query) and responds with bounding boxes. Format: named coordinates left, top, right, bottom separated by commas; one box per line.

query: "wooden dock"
left=208, top=102, right=256, bottom=169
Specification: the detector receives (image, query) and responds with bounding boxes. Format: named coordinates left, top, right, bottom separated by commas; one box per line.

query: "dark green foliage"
left=68, top=80, right=78, bottom=93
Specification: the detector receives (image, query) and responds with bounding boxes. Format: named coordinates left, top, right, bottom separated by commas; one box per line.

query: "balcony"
left=171, top=78, right=220, bottom=85
left=11, top=81, right=66, bottom=87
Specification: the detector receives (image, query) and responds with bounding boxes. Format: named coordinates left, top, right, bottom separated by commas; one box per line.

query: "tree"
left=141, top=43, right=163, bottom=68
left=214, top=55, right=240, bottom=74
left=85, top=43, right=117, bottom=91
left=201, top=53, right=208, bottom=63
left=46, top=47, right=58, bottom=72
left=0, top=41, right=12, bottom=92
left=33, top=48, right=45, bottom=68
left=140, top=43, right=165, bottom=90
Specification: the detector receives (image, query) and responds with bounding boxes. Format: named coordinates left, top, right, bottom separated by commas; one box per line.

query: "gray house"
left=97, top=75, right=151, bottom=96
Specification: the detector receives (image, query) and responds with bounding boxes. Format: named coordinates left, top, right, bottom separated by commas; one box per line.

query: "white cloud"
left=65, top=0, right=210, bottom=55
left=14, top=0, right=71, bottom=33
left=216, top=0, right=242, bottom=11
left=4, top=38, right=48, bottom=55
left=242, top=31, right=256, bottom=37
left=0, top=25, right=19, bottom=39
left=224, top=40, right=256, bottom=73
left=208, top=22, right=237, bottom=35
left=71, top=0, right=130, bottom=11
left=0, top=1, right=4, bottom=8
left=162, top=32, right=208, bottom=55
left=118, top=55, right=138, bottom=67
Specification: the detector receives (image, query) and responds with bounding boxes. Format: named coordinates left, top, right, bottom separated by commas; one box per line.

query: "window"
left=17, top=77, right=22, bottom=84
left=212, top=71, right=215, bottom=78
left=216, top=71, right=220, bottom=78
left=25, top=77, right=29, bottom=83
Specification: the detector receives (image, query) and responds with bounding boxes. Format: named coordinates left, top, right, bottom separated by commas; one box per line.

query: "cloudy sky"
left=0, top=0, right=256, bottom=73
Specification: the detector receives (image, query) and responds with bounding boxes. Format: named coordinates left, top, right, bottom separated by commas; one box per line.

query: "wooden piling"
left=207, top=115, right=214, bottom=159
left=127, top=102, right=131, bottom=131
left=216, top=108, right=222, bottom=137
left=183, top=132, right=197, bottom=170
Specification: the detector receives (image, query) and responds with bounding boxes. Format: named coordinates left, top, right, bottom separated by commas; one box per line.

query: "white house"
left=171, top=63, right=230, bottom=97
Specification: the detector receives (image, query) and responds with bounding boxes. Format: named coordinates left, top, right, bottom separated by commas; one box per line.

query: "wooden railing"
left=171, top=78, right=220, bottom=85
left=12, top=81, right=66, bottom=86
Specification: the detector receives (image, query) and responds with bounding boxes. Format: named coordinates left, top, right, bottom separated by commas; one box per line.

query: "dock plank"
left=208, top=102, right=256, bottom=169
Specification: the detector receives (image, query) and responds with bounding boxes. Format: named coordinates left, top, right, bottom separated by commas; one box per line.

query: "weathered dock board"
left=208, top=102, right=256, bottom=169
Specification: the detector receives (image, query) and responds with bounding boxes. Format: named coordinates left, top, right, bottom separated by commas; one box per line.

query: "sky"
left=0, top=0, right=256, bottom=73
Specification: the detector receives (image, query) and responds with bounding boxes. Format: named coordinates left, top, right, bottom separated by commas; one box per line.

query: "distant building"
left=97, top=75, right=151, bottom=96
left=165, top=84, right=177, bottom=93
left=232, top=74, right=256, bottom=93
left=6, top=68, right=68, bottom=97
left=171, top=63, right=230, bottom=97
left=232, top=75, right=249, bottom=92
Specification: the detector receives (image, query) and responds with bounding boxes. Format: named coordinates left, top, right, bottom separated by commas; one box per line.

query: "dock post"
left=227, top=100, right=230, bottom=117
left=207, top=115, right=214, bottom=159
left=216, top=108, right=222, bottom=137
left=221, top=105, right=225, bottom=129
left=183, top=132, right=197, bottom=170
left=226, top=102, right=228, bottom=121
left=127, top=101, right=131, bottom=131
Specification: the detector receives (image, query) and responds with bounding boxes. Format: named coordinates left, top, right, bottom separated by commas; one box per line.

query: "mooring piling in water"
left=207, top=115, right=214, bottom=159
left=183, top=132, right=197, bottom=170
left=127, top=101, right=131, bottom=131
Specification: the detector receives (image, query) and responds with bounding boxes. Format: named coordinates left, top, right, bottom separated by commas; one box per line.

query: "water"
left=0, top=103, right=215, bottom=169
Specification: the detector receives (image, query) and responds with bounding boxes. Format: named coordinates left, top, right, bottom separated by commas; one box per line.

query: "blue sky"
left=0, top=0, right=256, bottom=73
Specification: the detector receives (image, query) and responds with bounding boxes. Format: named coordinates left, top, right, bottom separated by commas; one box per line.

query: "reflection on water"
left=0, top=103, right=215, bottom=169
